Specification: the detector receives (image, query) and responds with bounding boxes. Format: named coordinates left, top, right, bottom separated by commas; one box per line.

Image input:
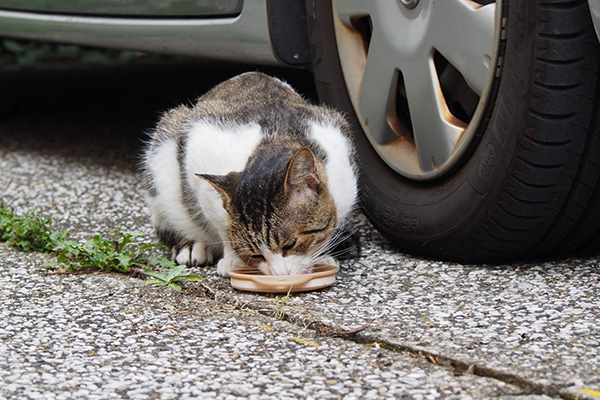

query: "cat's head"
left=198, top=147, right=337, bottom=275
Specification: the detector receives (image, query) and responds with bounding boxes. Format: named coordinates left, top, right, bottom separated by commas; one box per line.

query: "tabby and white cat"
left=141, top=72, right=359, bottom=276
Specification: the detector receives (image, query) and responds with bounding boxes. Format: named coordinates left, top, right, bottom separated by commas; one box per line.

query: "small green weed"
left=0, top=202, right=201, bottom=289
left=275, top=286, right=293, bottom=320
left=145, top=264, right=202, bottom=291
left=48, top=231, right=160, bottom=273
left=0, top=204, right=61, bottom=252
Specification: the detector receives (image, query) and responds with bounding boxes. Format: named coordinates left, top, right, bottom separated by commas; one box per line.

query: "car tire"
left=307, top=0, right=600, bottom=262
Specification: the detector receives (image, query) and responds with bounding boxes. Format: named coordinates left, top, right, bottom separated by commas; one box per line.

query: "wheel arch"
left=266, top=0, right=311, bottom=66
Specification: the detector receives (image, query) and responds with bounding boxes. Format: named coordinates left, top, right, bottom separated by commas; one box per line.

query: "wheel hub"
left=400, top=0, right=419, bottom=9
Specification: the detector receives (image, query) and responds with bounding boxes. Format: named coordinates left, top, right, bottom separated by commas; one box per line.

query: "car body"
left=0, top=0, right=308, bottom=67
left=1, top=1, right=599, bottom=67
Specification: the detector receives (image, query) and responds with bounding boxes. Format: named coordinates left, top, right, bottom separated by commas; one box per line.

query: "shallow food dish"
left=229, top=265, right=339, bottom=293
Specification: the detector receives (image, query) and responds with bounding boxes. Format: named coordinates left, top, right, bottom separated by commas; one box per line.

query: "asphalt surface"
left=1, top=59, right=599, bottom=399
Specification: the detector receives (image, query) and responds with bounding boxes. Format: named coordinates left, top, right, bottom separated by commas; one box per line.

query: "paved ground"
left=0, top=59, right=599, bottom=399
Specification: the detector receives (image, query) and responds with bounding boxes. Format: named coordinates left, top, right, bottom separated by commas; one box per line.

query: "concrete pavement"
left=0, top=60, right=598, bottom=399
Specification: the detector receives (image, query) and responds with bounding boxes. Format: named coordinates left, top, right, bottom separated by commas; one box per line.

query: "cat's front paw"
left=173, top=241, right=209, bottom=267
left=216, top=255, right=244, bottom=277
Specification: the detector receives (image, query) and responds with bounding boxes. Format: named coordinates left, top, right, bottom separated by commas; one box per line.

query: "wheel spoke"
left=430, top=1, right=496, bottom=96
left=403, top=58, right=466, bottom=172
left=357, top=36, right=400, bottom=145
left=334, top=0, right=374, bottom=26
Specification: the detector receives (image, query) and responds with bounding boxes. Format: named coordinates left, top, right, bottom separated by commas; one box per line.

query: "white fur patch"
left=309, top=122, right=358, bottom=224
left=147, top=141, right=199, bottom=237
left=259, top=248, right=314, bottom=276
left=147, top=120, right=262, bottom=245
left=256, top=250, right=339, bottom=276
left=185, top=120, right=263, bottom=233
left=185, top=120, right=262, bottom=175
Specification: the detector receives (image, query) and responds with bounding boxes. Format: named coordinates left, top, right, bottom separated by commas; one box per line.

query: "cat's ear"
left=196, top=172, right=240, bottom=210
left=284, top=147, right=321, bottom=196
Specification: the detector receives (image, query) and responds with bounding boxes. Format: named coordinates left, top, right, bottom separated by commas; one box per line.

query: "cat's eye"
left=283, top=239, right=297, bottom=250
left=249, top=254, right=266, bottom=262
left=282, top=239, right=297, bottom=255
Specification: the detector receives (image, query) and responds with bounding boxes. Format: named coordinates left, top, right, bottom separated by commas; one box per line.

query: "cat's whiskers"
left=326, top=247, right=357, bottom=260
left=307, top=240, right=334, bottom=266
left=307, top=228, right=358, bottom=265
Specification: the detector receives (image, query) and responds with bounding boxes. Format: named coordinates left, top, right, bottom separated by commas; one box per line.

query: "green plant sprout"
left=48, top=231, right=157, bottom=273
left=275, top=286, right=293, bottom=320
left=0, top=201, right=201, bottom=289
left=0, top=204, right=58, bottom=252
left=145, top=264, right=202, bottom=291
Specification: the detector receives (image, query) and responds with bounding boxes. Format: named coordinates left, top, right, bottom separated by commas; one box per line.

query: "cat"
left=141, top=72, right=359, bottom=276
